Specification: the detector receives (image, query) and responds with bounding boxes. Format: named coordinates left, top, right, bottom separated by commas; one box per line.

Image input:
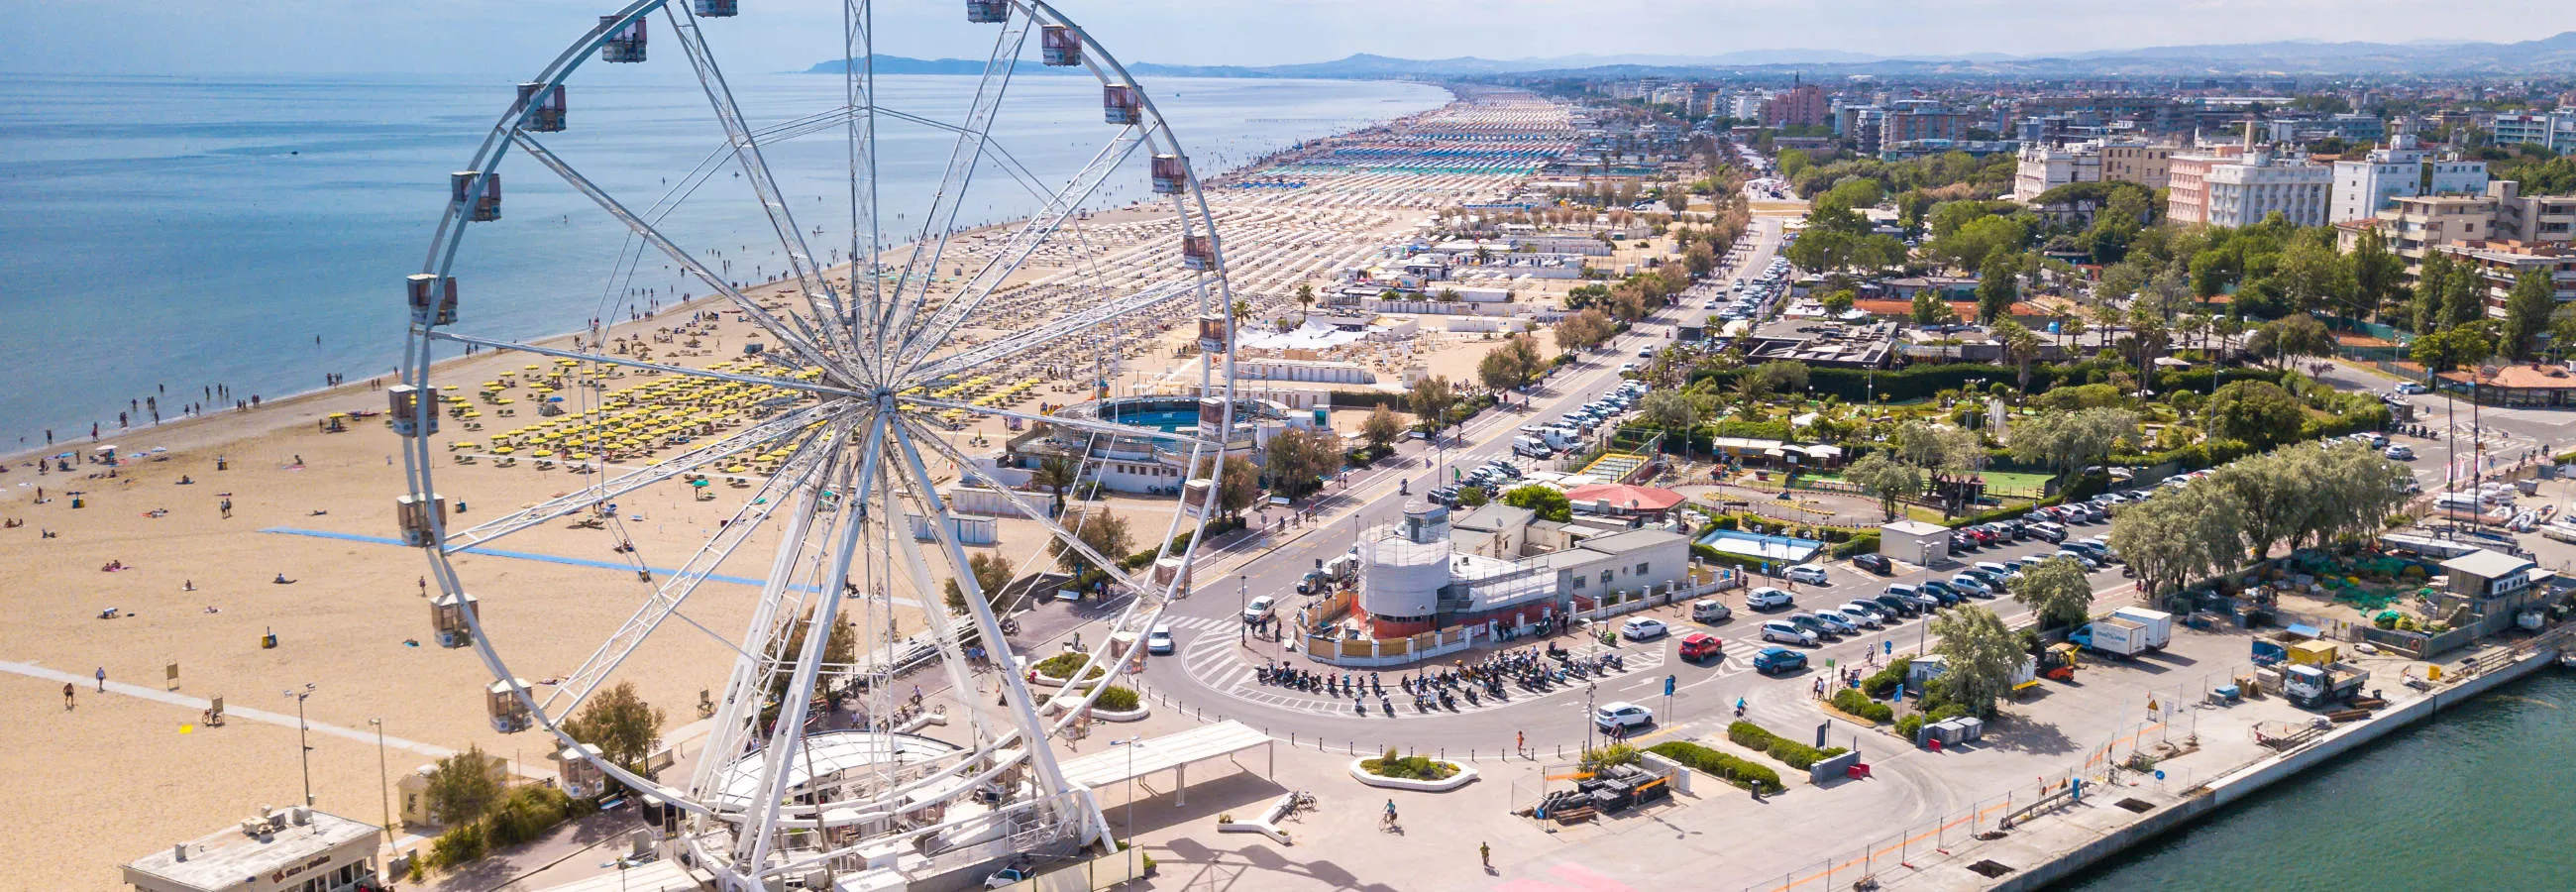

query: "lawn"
left=1977, top=470, right=2054, bottom=499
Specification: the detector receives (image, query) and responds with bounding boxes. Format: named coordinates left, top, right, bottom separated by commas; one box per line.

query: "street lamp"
left=1583, top=681, right=1598, bottom=756
left=284, top=684, right=316, bottom=807
left=1238, top=575, right=1249, bottom=645
left=1114, top=736, right=1141, bottom=877
left=369, top=718, right=392, bottom=846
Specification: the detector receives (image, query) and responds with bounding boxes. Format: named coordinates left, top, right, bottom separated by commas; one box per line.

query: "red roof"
left=1563, top=483, right=1686, bottom=511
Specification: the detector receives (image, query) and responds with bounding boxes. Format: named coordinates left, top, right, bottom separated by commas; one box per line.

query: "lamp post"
left=285, top=684, right=316, bottom=807
left=369, top=718, right=392, bottom=847
left=1115, top=735, right=1141, bottom=877
left=1239, top=575, right=1249, bottom=645
left=1583, top=681, right=1598, bottom=757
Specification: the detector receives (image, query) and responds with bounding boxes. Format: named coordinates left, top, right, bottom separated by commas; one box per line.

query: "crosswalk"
left=1155, top=614, right=1685, bottom=720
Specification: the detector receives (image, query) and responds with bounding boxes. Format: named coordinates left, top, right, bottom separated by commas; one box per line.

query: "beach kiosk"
left=1039, top=25, right=1081, bottom=66
left=431, top=592, right=480, bottom=648
left=122, top=807, right=381, bottom=892
left=488, top=677, right=534, bottom=733
left=1104, top=84, right=1142, bottom=125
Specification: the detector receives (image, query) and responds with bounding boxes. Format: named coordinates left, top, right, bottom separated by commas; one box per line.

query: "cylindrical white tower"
left=1360, top=502, right=1451, bottom=620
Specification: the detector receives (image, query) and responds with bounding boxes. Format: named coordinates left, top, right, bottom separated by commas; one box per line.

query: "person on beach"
left=94, top=667, right=106, bottom=692
left=64, top=683, right=75, bottom=711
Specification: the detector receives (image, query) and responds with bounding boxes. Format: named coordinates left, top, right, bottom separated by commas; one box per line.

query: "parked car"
left=1802, top=610, right=1857, bottom=636
left=1949, top=575, right=1994, bottom=598
left=1785, top=565, right=1830, bottom=586
left=2385, top=444, right=2415, bottom=461
left=1831, top=607, right=1882, bottom=629
left=1745, top=587, right=1796, bottom=610
left=1753, top=647, right=1809, bottom=675
left=1622, top=617, right=1670, bottom=641
left=1594, top=701, right=1655, bottom=730
left=1761, top=619, right=1819, bottom=646
left=1689, top=599, right=1733, bottom=623
left=1145, top=623, right=1175, bottom=655
left=1917, top=581, right=1962, bottom=606
left=1841, top=601, right=1889, bottom=625
left=1679, top=632, right=1724, bottom=662
left=2396, top=381, right=2430, bottom=394
left=1873, top=594, right=1921, bottom=617
left=1852, top=553, right=1893, bottom=575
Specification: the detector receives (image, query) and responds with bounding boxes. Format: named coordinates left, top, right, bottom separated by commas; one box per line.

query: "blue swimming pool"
left=1104, top=408, right=1199, bottom=432
left=1695, top=528, right=1824, bottom=563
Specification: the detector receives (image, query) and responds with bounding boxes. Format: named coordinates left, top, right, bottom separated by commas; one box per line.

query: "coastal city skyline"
left=13, top=3, right=2576, bottom=892
left=3, top=1, right=2568, bottom=75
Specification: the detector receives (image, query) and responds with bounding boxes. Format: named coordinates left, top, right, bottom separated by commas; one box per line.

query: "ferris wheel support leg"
left=874, top=432, right=1003, bottom=750
left=891, top=422, right=1112, bottom=846
left=734, top=416, right=889, bottom=875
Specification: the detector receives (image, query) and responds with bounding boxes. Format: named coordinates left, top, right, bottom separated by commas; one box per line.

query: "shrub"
left=1831, top=532, right=1881, bottom=558
left=1727, top=721, right=1848, bottom=770
left=1647, top=740, right=1784, bottom=795
left=1831, top=688, right=1894, bottom=724
left=1895, top=713, right=1926, bottom=740
left=1581, top=742, right=1642, bottom=772
left=427, top=822, right=485, bottom=869
left=1033, top=652, right=1106, bottom=681
left=1361, top=747, right=1458, bottom=781
left=1861, top=658, right=1912, bottom=699
left=1094, top=685, right=1140, bottom=712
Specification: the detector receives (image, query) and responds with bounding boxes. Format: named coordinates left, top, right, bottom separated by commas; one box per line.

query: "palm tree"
left=1033, top=456, right=1078, bottom=518
left=1294, top=282, right=1317, bottom=325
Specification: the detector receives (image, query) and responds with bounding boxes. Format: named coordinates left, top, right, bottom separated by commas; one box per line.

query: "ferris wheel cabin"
left=1183, top=477, right=1216, bottom=518
left=395, top=493, right=447, bottom=547
left=387, top=384, right=440, bottom=437
left=598, top=16, right=647, bottom=63
left=1151, top=155, right=1188, bottom=194
left=1197, top=314, right=1230, bottom=353
left=693, top=0, right=739, bottom=17
left=1040, top=26, right=1082, bottom=66
left=487, top=678, right=534, bottom=733
left=1103, top=84, right=1141, bottom=125
left=452, top=171, right=501, bottom=222
left=514, top=83, right=566, bottom=133
left=406, top=274, right=458, bottom=326
left=1181, top=235, right=1216, bottom=271
left=965, top=0, right=1010, bottom=24
left=431, top=592, right=481, bottom=648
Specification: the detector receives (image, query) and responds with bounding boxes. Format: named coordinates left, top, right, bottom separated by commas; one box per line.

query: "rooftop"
left=2441, top=548, right=2539, bottom=581
left=125, top=809, right=379, bottom=892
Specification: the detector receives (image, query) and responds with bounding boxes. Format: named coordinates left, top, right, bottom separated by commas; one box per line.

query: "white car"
left=1761, top=619, right=1818, bottom=646
left=1594, top=701, right=1655, bottom=730
left=1746, top=587, right=1795, bottom=610
left=1621, top=616, right=1670, bottom=641
left=2395, top=382, right=2429, bottom=394
left=1832, top=607, right=1883, bottom=629
left=1841, top=601, right=1889, bottom=626
left=1145, top=623, right=1175, bottom=655
left=1785, top=565, right=1830, bottom=586
left=1242, top=596, right=1276, bottom=623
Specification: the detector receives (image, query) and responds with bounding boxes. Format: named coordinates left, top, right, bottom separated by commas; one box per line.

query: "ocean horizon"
left=0, top=71, right=1449, bottom=451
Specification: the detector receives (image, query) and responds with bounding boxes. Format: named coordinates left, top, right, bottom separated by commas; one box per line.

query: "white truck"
left=2284, top=661, right=2370, bottom=708
left=2110, top=608, right=2174, bottom=652
left=2069, top=616, right=2150, bottom=658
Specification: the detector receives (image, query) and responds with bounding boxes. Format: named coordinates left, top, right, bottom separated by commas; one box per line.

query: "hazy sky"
left=2, top=0, right=2567, bottom=75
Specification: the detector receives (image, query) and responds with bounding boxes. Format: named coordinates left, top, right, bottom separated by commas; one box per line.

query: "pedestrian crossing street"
left=1151, top=614, right=1763, bottom=720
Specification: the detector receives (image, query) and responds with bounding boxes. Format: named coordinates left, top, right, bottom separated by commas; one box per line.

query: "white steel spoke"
left=507, top=132, right=843, bottom=374
left=846, top=0, right=882, bottom=353
left=872, top=10, right=1032, bottom=375
left=441, top=402, right=842, bottom=551
left=901, top=394, right=1221, bottom=453
left=665, top=3, right=856, bottom=366
left=428, top=329, right=855, bottom=398
left=898, top=416, right=1159, bottom=599
left=902, top=276, right=1194, bottom=387
left=540, top=422, right=842, bottom=717
left=893, top=127, right=1147, bottom=370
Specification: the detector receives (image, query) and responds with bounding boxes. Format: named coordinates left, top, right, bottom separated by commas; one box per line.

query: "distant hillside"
left=807, top=33, right=2576, bottom=80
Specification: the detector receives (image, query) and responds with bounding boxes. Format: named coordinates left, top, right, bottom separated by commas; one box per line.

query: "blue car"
left=1753, top=647, right=1809, bottom=675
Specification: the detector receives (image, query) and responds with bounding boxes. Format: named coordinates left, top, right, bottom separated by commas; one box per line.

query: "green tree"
left=2412, top=250, right=2453, bottom=333
left=1032, top=455, right=1078, bottom=518
left=1407, top=375, right=1459, bottom=434
left=2009, top=556, right=2095, bottom=629
left=2007, top=407, right=2139, bottom=489
left=1842, top=451, right=1922, bottom=521
left=1501, top=485, right=1573, bottom=522
left=1994, top=319, right=2044, bottom=390
left=2247, top=314, right=2333, bottom=370
left=940, top=552, right=1020, bottom=614
left=2349, top=224, right=2404, bottom=322
left=1554, top=308, right=1617, bottom=352
left=2443, top=259, right=2485, bottom=326
left=424, top=744, right=505, bottom=827
left=1454, top=485, right=1490, bottom=507
left=2273, top=240, right=2354, bottom=317
left=562, top=682, right=668, bottom=777
left=2205, top=380, right=2307, bottom=449
left=1294, top=281, right=1317, bottom=324
left=1910, top=290, right=1958, bottom=326
left=2410, top=322, right=2494, bottom=375
left=1639, top=390, right=1699, bottom=457
left=1821, top=289, right=1858, bottom=315
left=2501, top=269, right=2557, bottom=361
left=1263, top=427, right=1345, bottom=499
left=1928, top=606, right=2022, bottom=718
left=1976, top=252, right=2020, bottom=323
left=1359, top=404, right=1405, bottom=455
left=1926, top=214, right=2028, bottom=273
left=1050, top=508, right=1133, bottom=574
left=2108, top=483, right=2245, bottom=601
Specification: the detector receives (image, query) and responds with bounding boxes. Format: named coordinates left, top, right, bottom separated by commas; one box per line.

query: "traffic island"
left=1347, top=751, right=1477, bottom=792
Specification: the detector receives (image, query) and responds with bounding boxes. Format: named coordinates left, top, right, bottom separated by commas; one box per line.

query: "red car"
left=1679, top=632, right=1723, bottom=662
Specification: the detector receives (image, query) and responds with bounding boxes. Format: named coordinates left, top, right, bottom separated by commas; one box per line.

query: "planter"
left=1028, top=668, right=1106, bottom=690
left=1215, top=793, right=1299, bottom=844
left=1092, top=703, right=1149, bottom=723
left=1347, top=757, right=1478, bottom=792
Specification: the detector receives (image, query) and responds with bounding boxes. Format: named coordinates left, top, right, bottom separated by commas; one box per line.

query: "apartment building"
left=2328, top=134, right=2489, bottom=224
left=2202, top=149, right=2334, bottom=227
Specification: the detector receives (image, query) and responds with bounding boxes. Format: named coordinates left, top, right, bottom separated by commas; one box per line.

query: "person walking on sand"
left=1480, top=841, right=1491, bottom=869
left=95, top=666, right=106, bottom=692
left=63, top=683, right=75, bottom=711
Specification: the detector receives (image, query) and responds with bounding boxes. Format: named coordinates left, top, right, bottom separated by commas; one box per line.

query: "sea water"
left=0, top=72, right=1449, bottom=450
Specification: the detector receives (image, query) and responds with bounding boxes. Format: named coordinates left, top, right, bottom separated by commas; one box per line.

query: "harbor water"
left=2054, top=669, right=2576, bottom=890
left=0, top=72, right=1449, bottom=450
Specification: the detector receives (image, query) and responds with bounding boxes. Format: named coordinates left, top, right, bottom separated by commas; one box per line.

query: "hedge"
left=1831, top=688, right=1894, bottom=724
left=1727, top=721, right=1849, bottom=770
left=1895, top=713, right=1926, bottom=740
left=422, top=785, right=595, bottom=872
left=1034, top=652, right=1106, bottom=681
left=1095, top=685, right=1140, bottom=712
left=1831, top=532, right=1882, bottom=558
left=1647, top=740, right=1785, bottom=794
left=1861, top=657, right=1913, bottom=699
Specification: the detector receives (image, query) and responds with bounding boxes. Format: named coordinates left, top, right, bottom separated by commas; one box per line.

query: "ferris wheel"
left=391, top=1, right=1237, bottom=887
